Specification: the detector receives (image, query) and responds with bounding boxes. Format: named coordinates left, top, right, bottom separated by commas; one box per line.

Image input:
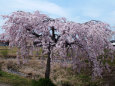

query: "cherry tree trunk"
left=45, top=45, right=51, bottom=79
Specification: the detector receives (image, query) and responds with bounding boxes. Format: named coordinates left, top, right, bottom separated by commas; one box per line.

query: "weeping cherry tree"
left=1, top=11, right=114, bottom=79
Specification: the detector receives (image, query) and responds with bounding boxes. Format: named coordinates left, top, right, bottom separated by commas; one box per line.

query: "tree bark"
left=45, top=45, right=51, bottom=79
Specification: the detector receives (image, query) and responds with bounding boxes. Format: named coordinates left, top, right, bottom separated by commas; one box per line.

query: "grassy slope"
left=0, top=46, right=17, bottom=57
left=0, top=46, right=43, bottom=58
left=0, top=71, right=32, bottom=86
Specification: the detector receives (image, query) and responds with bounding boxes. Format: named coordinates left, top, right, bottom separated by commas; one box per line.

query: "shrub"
left=32, top=78, right=56, bottom=86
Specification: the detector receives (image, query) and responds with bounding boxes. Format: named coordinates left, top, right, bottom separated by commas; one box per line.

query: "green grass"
left=0, top=71, right=32, bottom=86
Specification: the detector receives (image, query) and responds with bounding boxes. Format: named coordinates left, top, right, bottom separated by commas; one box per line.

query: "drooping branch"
left=27, top=28, right=42, bottom=38
left=31, top=30, right=42, bottom=38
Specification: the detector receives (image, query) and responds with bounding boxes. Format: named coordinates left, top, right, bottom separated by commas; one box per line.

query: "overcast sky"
left=0, top=0, right=115, bottom=33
